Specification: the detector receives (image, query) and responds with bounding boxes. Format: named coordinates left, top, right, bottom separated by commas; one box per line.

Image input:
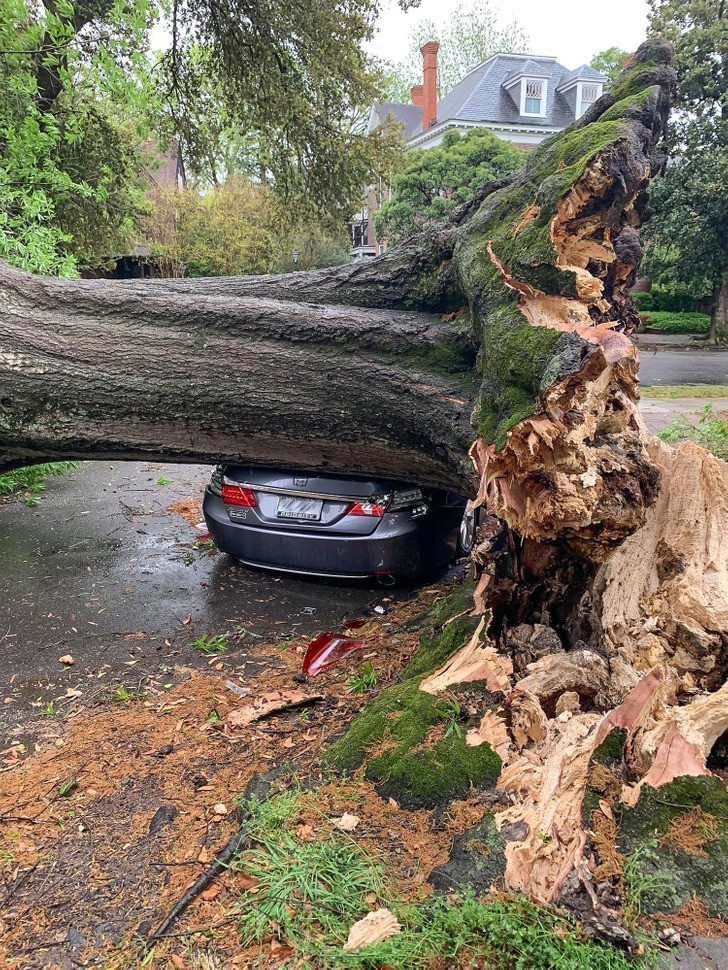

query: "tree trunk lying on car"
left=3, top=40, right=728, bottom=913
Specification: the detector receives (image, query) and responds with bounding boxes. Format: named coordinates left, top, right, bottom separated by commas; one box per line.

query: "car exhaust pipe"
left=376, top=573, right=396, bottom=587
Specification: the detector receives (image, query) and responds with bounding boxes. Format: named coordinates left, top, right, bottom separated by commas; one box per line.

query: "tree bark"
left=0, top=259, right=476, bottom=488
left=709, top=266, right=728, bottom=344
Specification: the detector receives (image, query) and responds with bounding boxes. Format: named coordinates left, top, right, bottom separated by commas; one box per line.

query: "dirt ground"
left=0, top=581, right=478, bottom=968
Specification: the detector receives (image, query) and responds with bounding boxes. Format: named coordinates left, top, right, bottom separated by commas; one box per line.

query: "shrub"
left=631, top=290, right=654, bottom=312
left=652, top=288, right=697, bottom=313
left=640, top=311, right=710, bottom=334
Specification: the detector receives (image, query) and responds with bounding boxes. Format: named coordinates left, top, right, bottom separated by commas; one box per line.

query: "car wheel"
left=457, top=502, right=477, bottom=555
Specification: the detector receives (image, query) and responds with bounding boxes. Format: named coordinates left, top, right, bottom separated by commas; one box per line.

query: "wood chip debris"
left=343, top=908, right=401, bottom=951
left=332, top=812, right=360, bottom=832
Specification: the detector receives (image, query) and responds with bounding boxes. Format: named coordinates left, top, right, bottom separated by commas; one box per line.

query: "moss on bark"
left=325, top=587, right=502, bottom=810
left=618, top=776, right=728, bottom=917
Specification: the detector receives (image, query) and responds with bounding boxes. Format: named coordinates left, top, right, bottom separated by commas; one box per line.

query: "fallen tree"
left=3, top=39, right=728, bottom=920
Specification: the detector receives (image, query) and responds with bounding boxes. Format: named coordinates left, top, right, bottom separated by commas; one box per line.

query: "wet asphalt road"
left=638, top=348, right=728, bottom=386
left=0, top=462, right=406, bottom=741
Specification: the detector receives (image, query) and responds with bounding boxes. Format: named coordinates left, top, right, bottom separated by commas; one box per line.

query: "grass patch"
left=230, top=792, right=656, bottom=969
left=658, top=404, right=728, bottom=460
left=641, top=385, right=728, bottom=399
left=190, top=633, right=228, bottom=655
left=346, top=661, right=378, bottom=695
left=640, top=311, right=710, bottom=335
left=0, top=461, right=81, bottom=506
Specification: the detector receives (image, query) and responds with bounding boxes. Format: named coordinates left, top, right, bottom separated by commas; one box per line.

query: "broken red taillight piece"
left=302, top=631, right=366, bottom=676
left=222, top=483, right=257, bottom=507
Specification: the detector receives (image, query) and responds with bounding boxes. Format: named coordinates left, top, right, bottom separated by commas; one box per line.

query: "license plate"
left=276, top=496, right=323, bottom=521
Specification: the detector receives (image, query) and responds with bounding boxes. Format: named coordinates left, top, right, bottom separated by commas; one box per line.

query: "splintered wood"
left=419, top=617, right=512, bottom=695
left=445, top=147, right=728, bottom=904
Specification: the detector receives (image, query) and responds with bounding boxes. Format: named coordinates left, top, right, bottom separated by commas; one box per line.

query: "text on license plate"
left=276, top=496, right=323, bottom=521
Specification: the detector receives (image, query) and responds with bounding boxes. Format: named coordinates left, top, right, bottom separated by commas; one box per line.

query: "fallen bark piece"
left=466, top=708, right=511, bottom=759
left=332, top=812, right=360, bottom=832
left=420, top=618, right=512, bottom=694
left=227, top=691, right=323, bottom=727
left=622, top=724, right=711, bottom=808
left=225, top=680, right=251, bottom=699
left=593, top=666, right=664, bottom=749
left=343, top=908, right=401, bottom=951
left=639, top=680, right=728, bottom=767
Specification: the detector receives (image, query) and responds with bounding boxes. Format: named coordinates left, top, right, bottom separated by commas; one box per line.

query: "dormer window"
left=557, top=69, right=606, bottom=119
left=521, top=78, right=547, bottom=117
left=524, top=80, right=543, bottom=114
left=576, top=82, right=602, bottom=117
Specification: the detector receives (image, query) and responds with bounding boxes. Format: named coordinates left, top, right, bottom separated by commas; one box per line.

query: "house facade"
left=350, top=44, right=607, bottom=260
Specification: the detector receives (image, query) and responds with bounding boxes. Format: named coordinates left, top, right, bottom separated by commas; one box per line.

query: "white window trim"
left=520, top=78, right=547, bottom=118
left=576, top=80, right=603, bottom=119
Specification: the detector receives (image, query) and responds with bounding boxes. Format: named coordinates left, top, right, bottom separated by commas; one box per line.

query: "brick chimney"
left=410, top=84, right=424, bottom=107
left=420, top=41, right=439, bottom=130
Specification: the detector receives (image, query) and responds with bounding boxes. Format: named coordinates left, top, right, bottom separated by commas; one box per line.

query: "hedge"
left=640, top=311, right=711, bottom=335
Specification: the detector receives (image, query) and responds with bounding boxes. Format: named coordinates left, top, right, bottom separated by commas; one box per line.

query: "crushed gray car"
left=203, top=466, right=475, bottom=582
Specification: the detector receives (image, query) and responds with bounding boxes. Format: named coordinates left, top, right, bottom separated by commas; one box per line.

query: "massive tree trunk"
left=4, top=40, right=728, bottom=917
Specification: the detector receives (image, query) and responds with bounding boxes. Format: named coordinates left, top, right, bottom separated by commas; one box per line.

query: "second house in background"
left=350, top=43, right=607, bottom=259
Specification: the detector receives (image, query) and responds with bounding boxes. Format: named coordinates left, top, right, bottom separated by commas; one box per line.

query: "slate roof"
left=369, top=102, right=423, bottom=139
left=406, top=54, right=607, bottom=137
left=503, top=59, right=552, bottom=85
left=556, top=64, right=608, bottom=89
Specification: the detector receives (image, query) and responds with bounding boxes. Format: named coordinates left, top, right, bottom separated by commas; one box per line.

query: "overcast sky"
left=369, top=0, right=651, bottom=69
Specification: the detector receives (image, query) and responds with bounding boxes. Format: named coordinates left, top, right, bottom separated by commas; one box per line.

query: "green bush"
left=640, top=311, right=710, bottom=334
left=652, top=288, right=696, bottom=313
left=658, top=405, right=728, bottom=461
left=631, top=290, right=654, bottom=312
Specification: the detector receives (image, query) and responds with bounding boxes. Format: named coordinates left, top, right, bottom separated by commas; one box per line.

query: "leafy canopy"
left=644, top=0, right=728, bottom=337
left=374, top=127, right=525, bottom=247
left=163, top=0, right=406, bottom=226
left=590, top=47, right=630, bottom=87
left=0, top=0, right=161, bottom=275
left=145, top=178, right=350, bottom=278
left=383, top=0, right=529, bottom=102
left=0, top=0, right=412, bottom=274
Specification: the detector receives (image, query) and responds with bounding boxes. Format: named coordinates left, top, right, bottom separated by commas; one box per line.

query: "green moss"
left=619, top=775, right=728, bottom=917
left=473, top=316, right=578, bottom=447
left=402, top=614, right=477, bottom=681
left=325, top=588, right=501, bottom=809
left=600, top=86, right=657, bottom=123
left=592, top=728, right=628, bottom=766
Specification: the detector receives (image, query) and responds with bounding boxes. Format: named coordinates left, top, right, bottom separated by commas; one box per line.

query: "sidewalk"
left=639, top=397, right=728, bottom=434
left=633, top=333, right=723, bottom=351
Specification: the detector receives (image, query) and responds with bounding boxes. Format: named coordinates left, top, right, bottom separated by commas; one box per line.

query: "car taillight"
left=346, top=501, right=386, bottom=517
left=389, top=488, right=426, bottom=511
left=222, top=483, right=257, bottom=507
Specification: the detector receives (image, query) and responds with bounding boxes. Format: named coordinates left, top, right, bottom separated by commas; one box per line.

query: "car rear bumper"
left=203, top=490, right=430, bottom=578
